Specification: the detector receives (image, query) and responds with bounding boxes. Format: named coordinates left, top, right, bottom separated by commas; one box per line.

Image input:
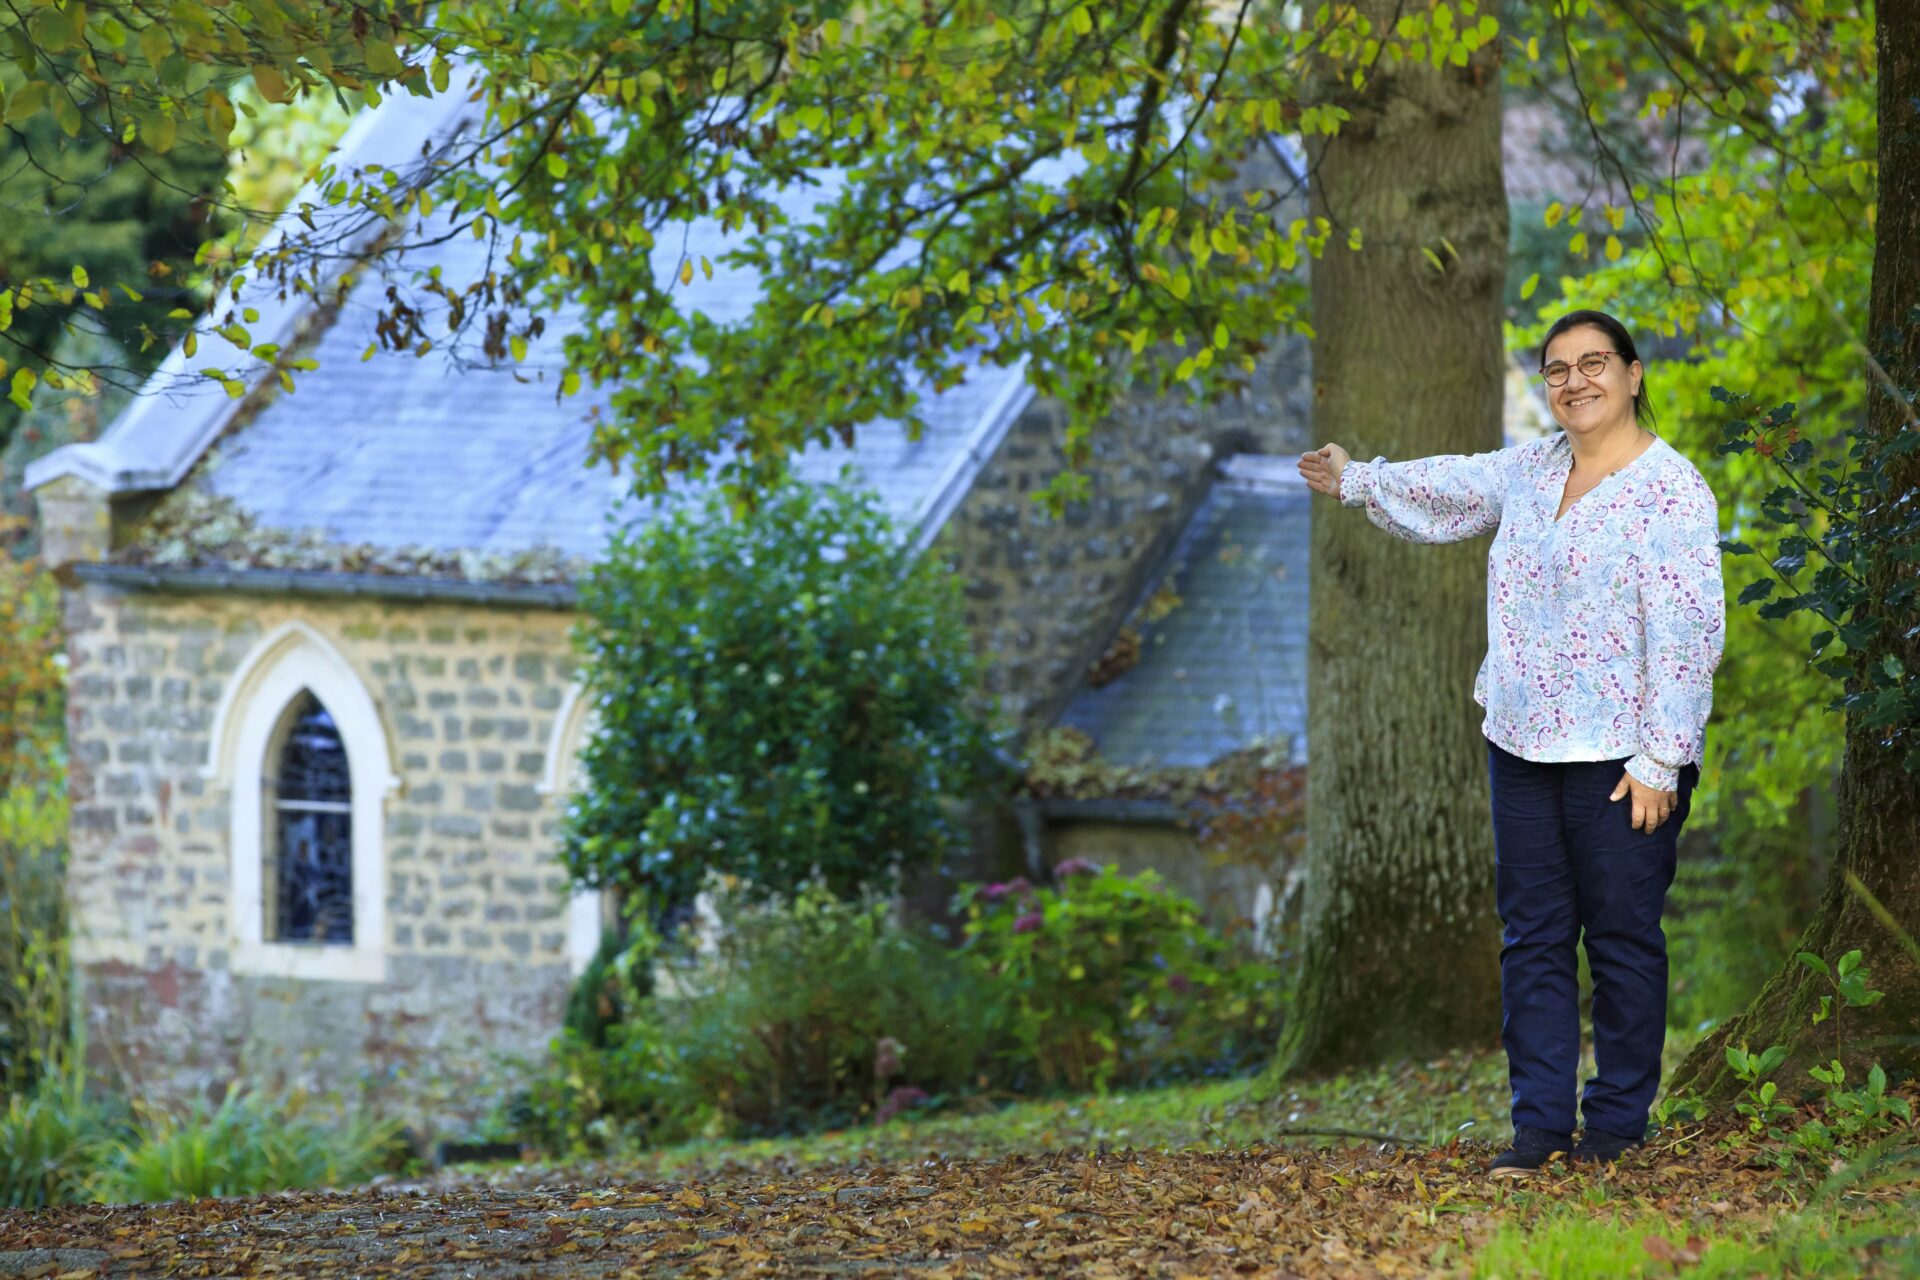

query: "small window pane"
left=268, top=693, right=353, bottom=945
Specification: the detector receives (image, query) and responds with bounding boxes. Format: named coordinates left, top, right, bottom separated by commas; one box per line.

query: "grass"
left=574, top=1031, right=1704, bottom=1179
left=444, top=1039, right=1601, bottom=1182
left=1470, top=1183, right=1920, bottom=1279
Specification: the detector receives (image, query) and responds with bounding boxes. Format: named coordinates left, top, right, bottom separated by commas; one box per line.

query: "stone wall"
left=62, top=583, right=582, bottom=1132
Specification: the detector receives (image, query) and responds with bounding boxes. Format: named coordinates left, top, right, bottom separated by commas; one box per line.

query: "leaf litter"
left=3, top=1118, right=1915, bottom=1278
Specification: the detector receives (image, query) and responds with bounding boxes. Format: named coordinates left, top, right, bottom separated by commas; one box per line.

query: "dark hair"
left=1537, top=309, right=1656, bottom=428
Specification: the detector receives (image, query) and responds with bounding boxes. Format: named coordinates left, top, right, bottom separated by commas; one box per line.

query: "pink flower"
left=1053, top=857, right=1101, bottom=880
left=1012, top=911, right=1044, bottom=935
left=976, top=881, right=1012, bottom=904
left=1167, top=972, right=1193, bottom=994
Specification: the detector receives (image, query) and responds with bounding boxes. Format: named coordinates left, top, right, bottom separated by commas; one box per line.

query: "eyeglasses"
left=1539, top=351, right=1622, bottom=386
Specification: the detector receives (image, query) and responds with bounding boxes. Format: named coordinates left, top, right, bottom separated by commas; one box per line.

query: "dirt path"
left=7, top=1136, right=1881, bottom=1279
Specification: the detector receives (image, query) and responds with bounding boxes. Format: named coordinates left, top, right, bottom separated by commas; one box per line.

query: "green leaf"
left=7, top=368, right=36, bottom=412
left=4, top=80, right=49, bottom=125
left=1070, top=6, right=1093, bottom=35
left=1519, top=272, right=1539, bottom=301
left=145, top=112, right=178, bottom=154
left=28, top=5, right=77, bottom=53
left=547, top=152, right=569, bottom=179
left=51, top=93, right=82, bottom=138
left=71, top=265, right=89, bottom=289
left=138, top=22, right=170, bottom=70
left=1796, top=950, right=1831, bottom=977
left=363, top=38, right=406, bottom=78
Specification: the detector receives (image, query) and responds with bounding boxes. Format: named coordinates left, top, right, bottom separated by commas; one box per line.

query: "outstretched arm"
left=1331, top=446, right=1522, bottom=544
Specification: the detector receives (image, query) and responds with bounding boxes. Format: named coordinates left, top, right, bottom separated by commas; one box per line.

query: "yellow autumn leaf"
left=252, top=63, right=290, bottom=103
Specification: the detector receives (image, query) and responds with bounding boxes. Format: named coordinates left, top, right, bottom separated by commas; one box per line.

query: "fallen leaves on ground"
left=3, top=1126, right=1915, bottom=1279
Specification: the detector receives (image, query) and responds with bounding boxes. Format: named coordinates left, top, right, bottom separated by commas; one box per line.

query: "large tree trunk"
left=1270, top=3, right=1510, bottom=1076
left=1671, top=0, right=1920, bottom=1096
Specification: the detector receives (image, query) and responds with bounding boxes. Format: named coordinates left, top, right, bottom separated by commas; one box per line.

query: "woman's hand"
left=1298, top=443, right=1352, bottom=499
left=1610, top=771, right=1678, bottom=833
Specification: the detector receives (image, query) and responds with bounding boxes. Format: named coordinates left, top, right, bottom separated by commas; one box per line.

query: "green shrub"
left=562, top=477, right=1005, bottom=917
left=646, top=881, right=999, bottom=1137
left=511, top=869, right=1285, bottom=1153
left=957, top=862, right=1284, bottom=1094
left=0, top=1070, right=113, bottom=1208
left=513, top=1019, right=692, bottom=1157
left=92, top=1086, right=405, bottom=1204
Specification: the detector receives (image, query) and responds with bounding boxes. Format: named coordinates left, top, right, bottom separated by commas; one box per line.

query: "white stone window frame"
left=540, top=679, right=607, bottom=975
left=207, top=621, right=399, bottom=983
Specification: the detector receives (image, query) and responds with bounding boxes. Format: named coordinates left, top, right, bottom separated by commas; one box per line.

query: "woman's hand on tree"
left=1298, top=443, right=1352, bottom=499
left=1610, top=771, right=1677, bottom=833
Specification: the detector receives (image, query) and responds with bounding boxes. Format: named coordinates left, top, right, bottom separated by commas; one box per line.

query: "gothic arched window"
left=265, top=691, right=354, bottom=945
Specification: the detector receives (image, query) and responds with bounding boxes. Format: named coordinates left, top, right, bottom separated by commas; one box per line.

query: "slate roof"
left=191, top=209, right=1033, bottom=562
left=26, top=80, right=1034, bottom=567
left=1053, top=459, right=1313, bottom=771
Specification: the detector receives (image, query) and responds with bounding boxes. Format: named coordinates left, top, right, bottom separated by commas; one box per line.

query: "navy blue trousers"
left=1486, top=734, right=1699, bottom=1140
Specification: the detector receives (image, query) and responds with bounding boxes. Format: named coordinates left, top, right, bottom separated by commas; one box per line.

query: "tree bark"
left=1271, top=5, right=1510, bottom=1076
left=1670, top=0, right=1920, bottom=1096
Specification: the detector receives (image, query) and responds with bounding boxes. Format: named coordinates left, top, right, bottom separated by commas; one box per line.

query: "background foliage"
left=510, top=864, right=1282, bottom=1153
left=0, top=537, right=70, bottom=1098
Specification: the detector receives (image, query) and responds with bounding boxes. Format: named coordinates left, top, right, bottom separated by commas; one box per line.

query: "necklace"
left=1557, top=431, right=1652, bottom=520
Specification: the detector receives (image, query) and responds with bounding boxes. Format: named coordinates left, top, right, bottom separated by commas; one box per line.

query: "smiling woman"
left=1296, top=308, right=1727, bottom=1177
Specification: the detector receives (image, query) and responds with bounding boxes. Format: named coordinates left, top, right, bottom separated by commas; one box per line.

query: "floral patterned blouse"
left=1338, top=430, right=1725, bottom=793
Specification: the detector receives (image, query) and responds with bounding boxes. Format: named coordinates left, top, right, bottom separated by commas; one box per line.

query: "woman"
left=1295, top=309, right=1725, bottom=1177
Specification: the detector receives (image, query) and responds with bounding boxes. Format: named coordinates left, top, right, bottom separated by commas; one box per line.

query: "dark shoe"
left=1571, top=1127, right=1646, bottom=1164
left=1488, top=1125, right=1573, bottom=1178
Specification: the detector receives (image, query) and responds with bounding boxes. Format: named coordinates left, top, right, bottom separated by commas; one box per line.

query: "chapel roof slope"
left=178, top=211, right=1032, bottom=565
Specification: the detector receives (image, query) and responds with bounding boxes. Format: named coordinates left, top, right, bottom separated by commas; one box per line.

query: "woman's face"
left=1542, top=325, right=1643, bottom=437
